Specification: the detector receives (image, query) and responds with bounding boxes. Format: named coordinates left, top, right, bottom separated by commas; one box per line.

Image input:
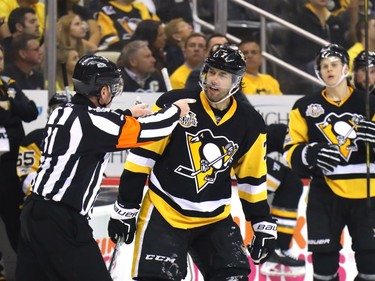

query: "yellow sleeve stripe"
left=277, top=226, right=295, bottom=235
left=271, top=208, right=298, bottom=219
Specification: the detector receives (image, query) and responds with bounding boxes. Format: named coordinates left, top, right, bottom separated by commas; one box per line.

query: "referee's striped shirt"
left=31, top=94, right=181, bottom=216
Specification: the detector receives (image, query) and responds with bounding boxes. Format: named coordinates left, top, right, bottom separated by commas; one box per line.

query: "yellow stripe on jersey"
left=132, top=192, right=153, bottom=278
left=148, top=189, right=231, bottom=229
left=326, top=177, right=375, bottom=198
left=284, top=107, right=309, bottom=165
left=271, top=207, right=298, bottom=219
left=200, top=92, right=238, bottom=125
left=124, top=137, right=171, bottom=171
left=277, top=226, right=295, bottom=235
left=234, top=132, right=267, bottom=180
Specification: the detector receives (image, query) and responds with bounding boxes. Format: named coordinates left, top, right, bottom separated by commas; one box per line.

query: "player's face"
left=355, top=66, right=375, bottom=89
left=204, top=66, right=233, bottom=102
left=319, top=57, right=348, bottom=87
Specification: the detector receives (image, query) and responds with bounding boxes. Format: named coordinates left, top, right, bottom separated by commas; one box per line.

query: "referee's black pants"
left=15, top=195, right=112, bottom=281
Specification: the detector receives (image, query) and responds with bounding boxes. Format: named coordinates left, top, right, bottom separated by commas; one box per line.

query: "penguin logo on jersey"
left=175, top=129, right=238, bottom=193
left=316, top=112, right=363, bottom=160
left=116, top=17, right=142, bottom=39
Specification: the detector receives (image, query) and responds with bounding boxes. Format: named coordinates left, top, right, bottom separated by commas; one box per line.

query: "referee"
left=15, top=54, right=194, bottom=281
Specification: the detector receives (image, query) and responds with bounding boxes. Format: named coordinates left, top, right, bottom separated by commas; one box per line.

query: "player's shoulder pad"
left=236, top=101, right=267, bottom=133
left=155, top=89, right=198, bottom=109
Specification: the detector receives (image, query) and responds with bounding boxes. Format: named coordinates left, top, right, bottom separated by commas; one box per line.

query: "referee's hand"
left=129, top=103, right=151, bottom=118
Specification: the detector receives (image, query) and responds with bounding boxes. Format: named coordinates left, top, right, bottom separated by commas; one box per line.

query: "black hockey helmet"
left=353, top=51, right=375, bottom=72
left=72, top=54, right=123, bottom=97
left=48, top=92, right=69, bottom=115
left=315, top=44, right=349, bottom=71
left=199, top=44, right=246, bottom=101
left=48, top=92, right=69, bottom=107
left=203, top=44, right=246, bottom=76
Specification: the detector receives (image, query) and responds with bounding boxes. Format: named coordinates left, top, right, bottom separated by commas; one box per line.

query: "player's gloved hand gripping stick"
left=248, top=219, right=277, bottom=264
left=108, top=200, right=139, bottom=244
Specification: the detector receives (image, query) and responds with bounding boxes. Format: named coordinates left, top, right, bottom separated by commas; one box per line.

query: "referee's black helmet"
left=72, top=55, right=123, bottom=97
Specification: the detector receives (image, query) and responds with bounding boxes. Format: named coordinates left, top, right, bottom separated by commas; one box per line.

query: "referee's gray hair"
left=117, top=40, right=149, bottom=69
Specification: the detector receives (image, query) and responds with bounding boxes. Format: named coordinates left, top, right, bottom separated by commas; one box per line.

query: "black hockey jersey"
left=121, top=89, right=271, bottom=229
left=284, top=87, right=375, bottom=199
left=17, top=128, right=44, bottom=195
left=97, top=1, right=158, bottom=49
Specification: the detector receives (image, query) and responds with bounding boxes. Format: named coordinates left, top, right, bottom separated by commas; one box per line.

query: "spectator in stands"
left=239, top=38, right=282, bottom=95
left=0, top=0, right=45, bottom=40
left=116, top=40, right=167, bottom=92
left=131, top=19, right=167, bottom=76
left=0, top=7, right=40, bottom=65
left=57, top=14, right=97, bottom=56
left=0, top=43, right=38, bottom=255
left=56, top=46, right=79, bottom=92
left=347, top=15, right=375, bottom=72
left=352, top=50, right=375, bottom=95
left=57, top=0, right=101, bottom=48
left=288, top=0, right=349, bottom=93
left=164, top=18, right=193, bottom=75
left=3, top=34, right=44, bottom=89
left=156, top=0, right=193, bottom=25
left=96, top=0, right=159, bottom=51
left=185, top=33, right=229, bottom=92
left=170, top=32, right=206, bottom=90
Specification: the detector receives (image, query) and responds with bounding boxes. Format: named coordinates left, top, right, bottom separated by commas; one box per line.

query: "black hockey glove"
left=357, top=119, right=375, bottom=143
left=247, top=219, right=277, bottom=264
left=108, top=200, right=139, bottom=244
left=302, top=143, right=341, bottom=174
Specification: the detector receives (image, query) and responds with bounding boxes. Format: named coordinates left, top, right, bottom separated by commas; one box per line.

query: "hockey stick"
left=161, top=68, right=173, bottom=91
left=364, top=0, right=372, bottom=209
left=175, top=149, right=235, bottom=177
left=108, top=236, right=124, bottom=276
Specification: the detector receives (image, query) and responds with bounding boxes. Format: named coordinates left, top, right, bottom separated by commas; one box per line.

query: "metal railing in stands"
left=191, top=0, right=330, bottom=87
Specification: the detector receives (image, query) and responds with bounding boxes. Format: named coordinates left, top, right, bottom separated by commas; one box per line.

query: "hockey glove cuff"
left=302, top=143, right=341, bottom=174
left=357, top=119, right=375, bottom=143
left=108, top=200, right=139, bottom=244
left=248, top=220, right=277, bottom=264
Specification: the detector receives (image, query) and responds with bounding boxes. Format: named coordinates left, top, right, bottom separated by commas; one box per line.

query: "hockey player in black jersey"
left=15, top=54, right=194, bottom=281
left=352, top=50, right=375, bottom=95
left=284, top=44, right=375, bottom=281
left=108, top=44, right=277, bottom=280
